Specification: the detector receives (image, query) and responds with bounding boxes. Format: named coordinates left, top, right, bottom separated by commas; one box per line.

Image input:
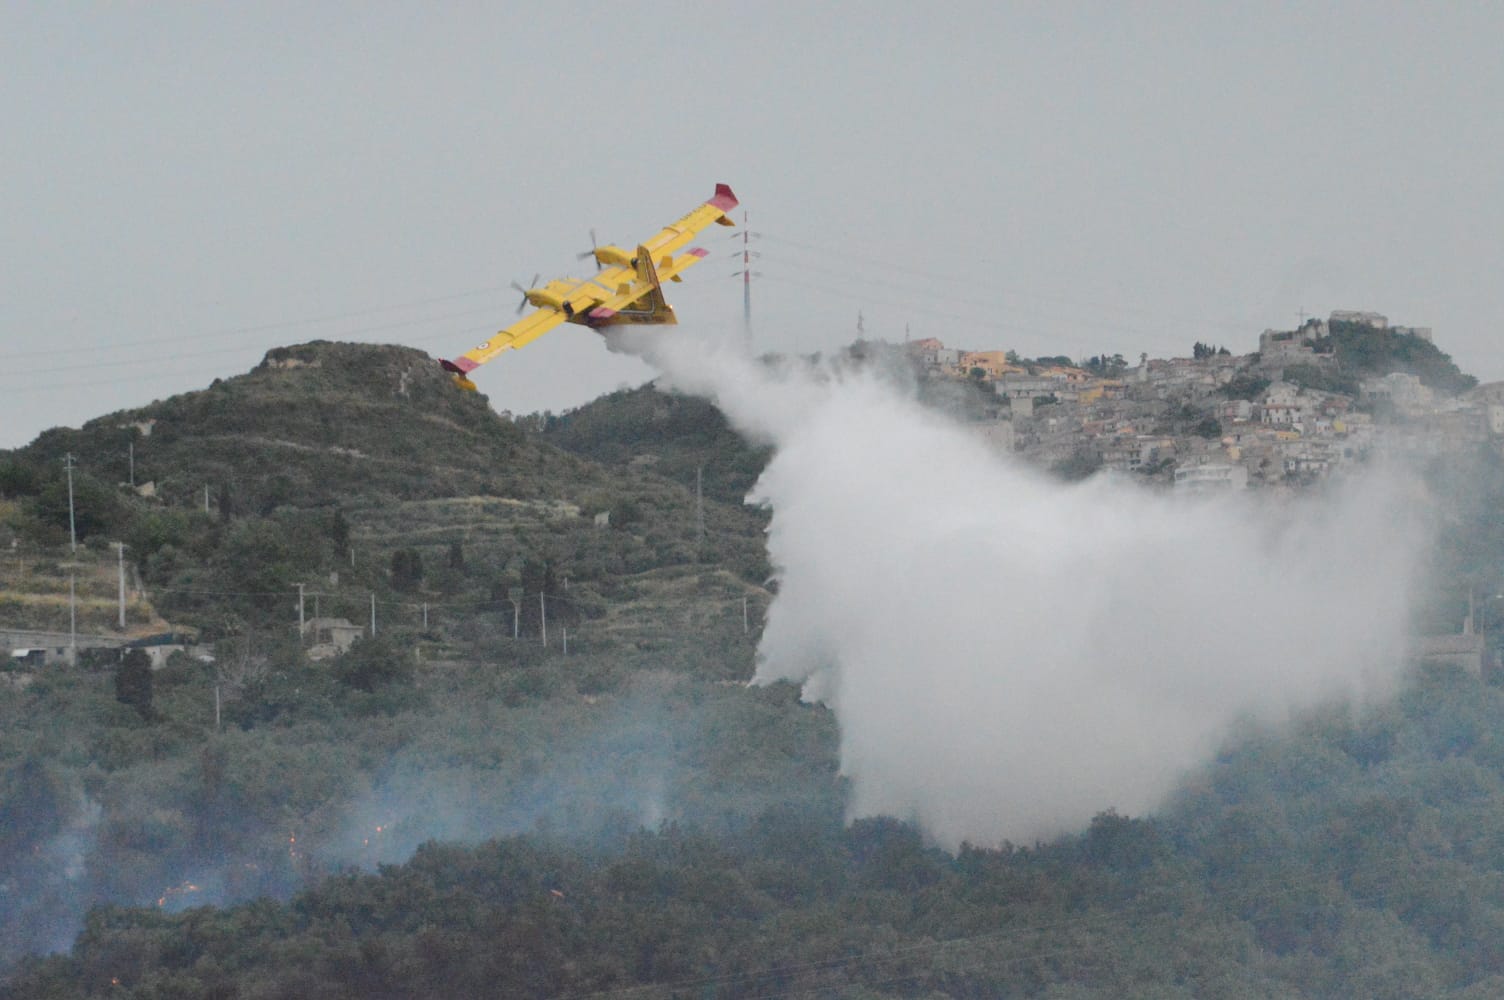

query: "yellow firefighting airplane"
left=440, top=183, right=739, bottom=390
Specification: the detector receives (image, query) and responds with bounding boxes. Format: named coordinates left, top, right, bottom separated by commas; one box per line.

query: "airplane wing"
left=439, top=308, right=569, bottom=390
left=640, top=183, right=740, bottom=259
left=440, top=184, right=738, bottom=389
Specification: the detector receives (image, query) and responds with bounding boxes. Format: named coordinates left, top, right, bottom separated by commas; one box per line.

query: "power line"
left=0, top=307, right=506, bottom=381
left=0, top=284, right=517, bottom=363
left=0, top=324, right=499, bottom=394
left=756, top=231, right=1259, bottom=336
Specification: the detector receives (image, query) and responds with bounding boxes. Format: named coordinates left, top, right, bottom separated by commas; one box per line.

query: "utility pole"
left=296, top=583, right=306, bottom=635
left=731, top=210, right=760, bottom=349
left=695, top=464, right=706, bottom=547
left=63, top=454, right=77, bottom=553
left=510, top=599, right=519, bottom=641
left=539, top=591, right=548, bottom=647
left=203, top=485, right=210, bottom=515
left=562, top=626, right=568, bottom=656
left=370, top=593, right=377, bottom=637
left=742, top=211, right=751, bottom=344
left=69, top=573, right=77, bottom=663
left=422, top=602, right=429, bottom=630
left=115, top=542, right=127, bottom=629
left=743, top=595, right=750, bottom=635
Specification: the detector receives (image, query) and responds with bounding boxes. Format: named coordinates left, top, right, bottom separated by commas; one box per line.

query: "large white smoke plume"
left=627, top=334, right=1427, bottom=850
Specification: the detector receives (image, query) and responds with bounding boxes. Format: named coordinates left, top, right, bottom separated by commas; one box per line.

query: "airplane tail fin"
left=634, top=244, right=662, bottom=290
left=632, top=244, right=675, bottom=322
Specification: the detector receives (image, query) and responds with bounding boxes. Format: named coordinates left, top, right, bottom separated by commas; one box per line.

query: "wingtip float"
left=439, top=183, right=739, bottom=391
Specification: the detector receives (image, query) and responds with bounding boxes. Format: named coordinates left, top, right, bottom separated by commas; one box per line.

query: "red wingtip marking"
left=710, top=183, right=738, bottom=212
left=441, top=357, right=479, bottom=374
left=589, top=307, right=617, bottom=320
left=687, top=247, right=709, bottom=258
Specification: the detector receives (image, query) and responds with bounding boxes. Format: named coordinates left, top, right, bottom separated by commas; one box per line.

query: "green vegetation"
left=1082, top=353, right=1128, bottom=376
left=1052, top=448, right=1104, bottom=481
left=1280, top=363, right=1360, bottom=397
left=11, top=666, right=1504, bottom=997
left=541, top=384, right=770, bottom=506
left=1220, top=373, right=1272, bottom=401
left=6, top=338, right=1504, bottom=997
left=1317, top=321, right=1477, bottom=394
left=1, top=342, right=772, bottom=641
left=112, top=650, right=153, bottom=719
left=0, top=341, right=793, bottom=974
left=0, top=642, right=836, bottom=972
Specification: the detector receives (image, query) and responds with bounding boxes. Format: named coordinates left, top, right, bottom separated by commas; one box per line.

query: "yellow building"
left=957, top=351, right=1024, bottom=378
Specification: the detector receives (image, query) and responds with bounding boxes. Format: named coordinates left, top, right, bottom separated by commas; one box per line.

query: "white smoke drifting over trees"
left=635, top=336, right=1426, bottom=850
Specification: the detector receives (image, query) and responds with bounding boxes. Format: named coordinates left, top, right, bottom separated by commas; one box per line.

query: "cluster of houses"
left=904, top=311, right=1504, bottom=492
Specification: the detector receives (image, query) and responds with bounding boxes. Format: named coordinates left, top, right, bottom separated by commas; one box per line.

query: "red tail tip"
left=710, top=183, right=738, bottom=211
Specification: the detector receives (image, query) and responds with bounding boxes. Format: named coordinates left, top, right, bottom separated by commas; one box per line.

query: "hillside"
left=540, top=383, right=771, bottom=506
left=13, top=665, right=1504, bottom=998
left=7, top=339, right=1504, bottom=997
left=1, top=341, right=771, bottom=649
left=0, top=341, right=807, bottom=970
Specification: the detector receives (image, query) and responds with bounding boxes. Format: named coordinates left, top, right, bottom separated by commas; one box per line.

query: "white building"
left=1174, top=464, right=1248, bottom=492
left=1361, top=372, right=1433, bottom=414
left=1330, top=310, right=1389, bottom=328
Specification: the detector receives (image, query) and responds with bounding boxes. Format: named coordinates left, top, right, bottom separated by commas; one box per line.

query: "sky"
left=3, top=2, right=1502, bottom=449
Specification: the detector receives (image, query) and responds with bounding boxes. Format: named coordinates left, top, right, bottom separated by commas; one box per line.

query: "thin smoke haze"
left=629, top=333, right=1427, bottom=849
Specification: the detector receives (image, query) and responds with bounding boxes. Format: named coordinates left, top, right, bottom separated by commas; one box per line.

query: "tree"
left=517, top=557, right=577, bottom=636
left=115, top=648, right=154, bottom=719
left=1083, top=354, right=1127, bottom=377
left=328, top=507, right=351, bottom=553
left=333, top=633, right=413, bottom=692
left=1220, top=373, right=1271, bottom=401
left=31, top=469, right=125, bottom=542
left=1053, top=449, right=1103, bottom=482
left=391, top=548, right=424, bottom=592
left=1319, top=320, right=1477, bottom=394
left=0, top=457, right=40, bottom=499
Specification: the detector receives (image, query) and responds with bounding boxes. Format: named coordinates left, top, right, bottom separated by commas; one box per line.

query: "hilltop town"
left=900, top=310, right=1499, bottom=490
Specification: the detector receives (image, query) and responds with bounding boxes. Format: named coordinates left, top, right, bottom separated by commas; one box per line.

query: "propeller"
left=574, top=229, right=601, bottom=269
left=510, top=273, right=541, bottom=315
